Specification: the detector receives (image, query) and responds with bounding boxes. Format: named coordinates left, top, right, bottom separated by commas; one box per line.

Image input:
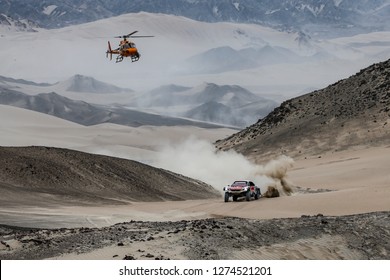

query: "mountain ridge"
left=1, top=0, right=390, bottom=38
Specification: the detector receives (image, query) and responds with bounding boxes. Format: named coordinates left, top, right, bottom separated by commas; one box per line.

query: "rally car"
left=223, top=180, right=261, bottom=202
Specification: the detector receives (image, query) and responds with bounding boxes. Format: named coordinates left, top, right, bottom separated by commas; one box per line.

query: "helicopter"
left=106, top=31, right=154, bottom=63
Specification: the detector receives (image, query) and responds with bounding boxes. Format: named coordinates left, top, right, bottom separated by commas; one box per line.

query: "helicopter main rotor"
left=115, top=31, right=154, bottom=39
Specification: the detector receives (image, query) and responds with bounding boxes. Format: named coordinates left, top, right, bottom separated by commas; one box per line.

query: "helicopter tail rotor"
left=106, top=41, right=113, bottom=60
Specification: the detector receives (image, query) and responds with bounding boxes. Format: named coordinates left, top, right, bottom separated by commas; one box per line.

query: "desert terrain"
left=0, top=121, right=389, bottom=259
left=1, top=59, right=390, bottom=260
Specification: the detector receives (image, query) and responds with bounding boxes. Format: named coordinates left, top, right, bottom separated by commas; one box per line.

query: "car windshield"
left=232, top=181, right=247, bottom=187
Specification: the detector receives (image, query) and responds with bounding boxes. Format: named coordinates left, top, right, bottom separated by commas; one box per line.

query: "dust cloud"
left=154, top=137, right=294, bottom=195
left=256, top=155, right=295, bottom=195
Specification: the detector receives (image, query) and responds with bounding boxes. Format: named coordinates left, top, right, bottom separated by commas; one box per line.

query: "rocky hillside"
left=216, top=59, right=390, bottom=160
left=0, top=13, right=38, bottom=32
left=0, top=146, right=220, bottom=206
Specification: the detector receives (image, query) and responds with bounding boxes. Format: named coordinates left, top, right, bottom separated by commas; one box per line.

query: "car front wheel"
left=224, top=192, right=229, bottom=202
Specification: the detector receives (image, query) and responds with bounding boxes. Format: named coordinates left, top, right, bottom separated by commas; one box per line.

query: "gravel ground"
left=1, top=211, right=389, bottom=260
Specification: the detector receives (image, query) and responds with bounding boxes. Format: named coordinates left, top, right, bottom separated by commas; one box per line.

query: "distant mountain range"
left=0, top=74, right=132, bottom=94
left=0, top=75, right=228, bottom=128
left=216, top=58, right=390, bottom=159
left=0, top=87, right=223, bottom=128
left=1, top=0, right=390, bottom=37
left=181, top=45, right=306, bottom=74
left=131, top=83, right=278, bottom=127
left=63, top=74, right=133, bottom=94
left=1, top=74, right=276, bottom=128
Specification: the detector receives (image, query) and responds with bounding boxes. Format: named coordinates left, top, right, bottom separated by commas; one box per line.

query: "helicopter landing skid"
left=131, top=55, right=140, bottom=62
left=115, top=55, right=139, bottom=63
left=116, top=55, right=124, bottom=63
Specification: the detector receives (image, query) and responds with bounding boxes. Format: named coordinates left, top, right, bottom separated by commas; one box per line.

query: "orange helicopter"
left=106, top=31, right=154, bottom=63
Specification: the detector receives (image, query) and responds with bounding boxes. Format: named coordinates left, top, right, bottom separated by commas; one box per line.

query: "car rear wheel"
left=233, top=196, right=238, bottom=202
left=246, top=191, right=251, bottom=201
